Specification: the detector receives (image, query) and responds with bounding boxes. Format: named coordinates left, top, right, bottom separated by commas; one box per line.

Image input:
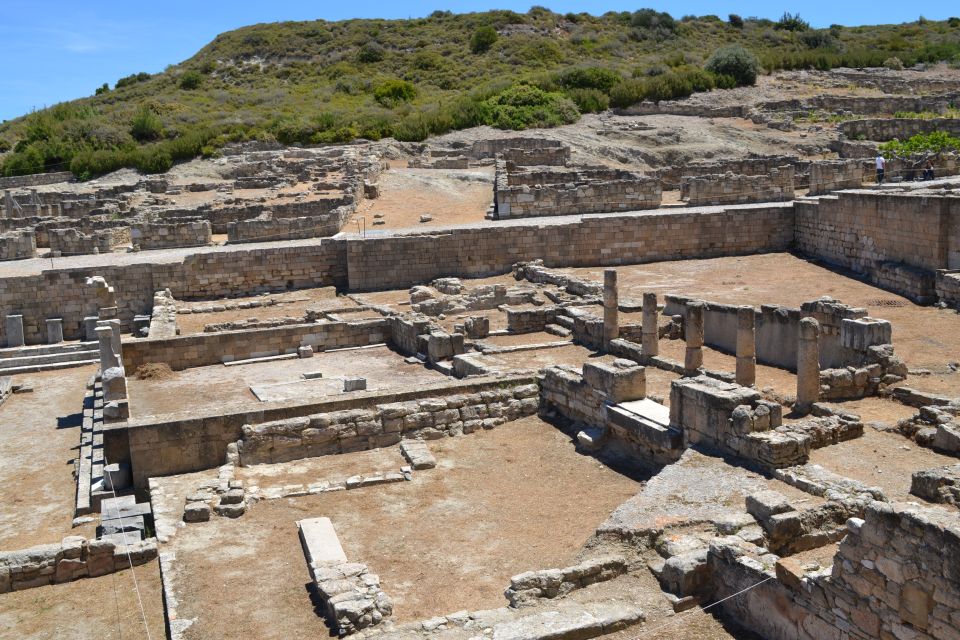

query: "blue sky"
left=2, top=0, right=958, bottom=121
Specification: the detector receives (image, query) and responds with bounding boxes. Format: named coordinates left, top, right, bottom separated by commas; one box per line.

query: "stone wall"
left=0, top=171, right=73, bottom=189
left=122, top=317, right=387, bottom=371
left=659, top=156, right=806, bottom=189
left=499, top=146, right=570, bottom=167
left=710, top=501, right=960, bottom=640
left=839, top=117, right=960, bottom=142
left=48, top=227, right=129, bottom=256
left=107, top=374, right=535, bottom=487
left=0, top=535, right=157, bottom=593
left=0, top=230, right=36, bottom=261
left=682, top=166, right=795, bottom=206
left=936, top=270, right=960, bottom=308
left=239, top=381, right=539, bottom=465
left=795, top=190, right=960, bottom=302
left=227, top=210, right=348, bottom=244
left=808, top=160, right=865, bottom=195
left=495, top=161, right=661, bottom=218
left=346, top=203, right=796, bottom=291
left=470, top=137, right=565, bottom=160
left=131, top=220, right=211, bottom=250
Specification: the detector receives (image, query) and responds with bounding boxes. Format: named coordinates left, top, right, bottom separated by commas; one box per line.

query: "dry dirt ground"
left=156, top=416, right=641, bottom=639
left=351, top=166, right=494, bottom=231
left=0, top=562, right=165, bottom=640
left=126, top=344, right=448, bottom=416
left=174, top=286, right=343, bottom=334
left=0, top=365, right=98, bottom=550
left=558, top=253, right=960, bottom=396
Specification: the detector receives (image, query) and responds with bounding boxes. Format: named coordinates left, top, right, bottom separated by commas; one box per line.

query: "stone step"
left=0, top=341, right=97, bottom=359
left=0, top=349, right=99, bottom=369
left=0, top=358, right=99, bottom=377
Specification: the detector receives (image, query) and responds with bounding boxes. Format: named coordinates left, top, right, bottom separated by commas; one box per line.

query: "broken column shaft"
left=736, top=306, right=756, bottom=387
left=603, top=269, right=619, bottom=348
left=641, top=292, right=659, bottom=358
left=684, top=302, right=704, bottom=375
left=796, top=317, right=820, bottom=412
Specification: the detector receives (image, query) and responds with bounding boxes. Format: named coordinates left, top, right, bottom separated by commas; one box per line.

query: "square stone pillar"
left=603, top=269, right=619, bottom=348
left=102, top=366, right=128, bottom=403
left=641, top=292, right=659, bottom=357
left=795, top=317, right=820, bottom=413
left=4, top=314, right=24, bottom=348
left=107, top=319, right=123, bottom=365
left=45, top=318, right=64, bottom=344
left=95, top=326, right=119, bottom=370
left=736, top=306, right=756, bottom=387
left=684, top=302, right=704, bottom=375
left=83, top=316, right=100, bottom=342
left=2, top=190, right=12, bottom=217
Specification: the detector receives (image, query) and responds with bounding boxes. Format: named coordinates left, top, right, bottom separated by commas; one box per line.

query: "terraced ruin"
left=2, top=64, right=960, bottom=640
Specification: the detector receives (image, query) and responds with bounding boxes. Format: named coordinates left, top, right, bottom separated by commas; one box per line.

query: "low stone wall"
left=840, top=117, right=960, bottom=142
left=495, top=161, right=661, bottom=218
left=710, top=501, right=960, bottom=640
left=658, top=155, right=804, bottom=188
left=122, top=317, right=388, bottom=371
left=239, top=380, right=539, bottom=465
left=936, top=270, right=960, bottom=308
left=0, top=230, right=36, bottom=261
left=408, top=156, right=469, bottom=169
left=0, top=171, right=73, bottom=189
left=106, top=374, right=535, bottom=487
left=227, top=210, right=347, bottom=244
left=131, top=220, right=211, bottom=250
left=48, top=227, right=130, bottom=256
left=470, top=137, right=565, bottom=160
left=682, top=166, right=794, bottom=206
left=0, top=535, right=157, bottom=593
left=807, top=160, right=865, bottom=195
left=504, top=555, right=627, bottom=607
left=499, top=146, right=570, bottom=167
left=148, top=289, right=178, bottom=339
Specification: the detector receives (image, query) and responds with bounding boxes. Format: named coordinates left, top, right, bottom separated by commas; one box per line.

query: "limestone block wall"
left=808, top=160, right=865, bottom=195
left=121, top=318, right=388, bottom=371
left=227, top=211, right=346, bottom=244
left=408, top=156, right=470, bottom=169
left=239, top=381, right=540, bottom=465
left=839, top=117, right=960, bottom=141
left=936, top=270, right=960, bottom=308
left=346, top=203, right=796, bottom=291
left=710, top=501, right=960, bottom=640
left=0, top=536, right=157, bottom=593
left=499, top=146, right=570, bottom=167
left=470, top=137, right=565, bottom=160
left=795, top=191, right=960, bottom=300
left=659, top=156, right=806, bottom=189
left=131, top=220, right=211, bottom=250
left=682, top=166, right=795, bottom=206
left=0, top=230, right=36, bottom=261
left=48, top=227, right=129, bottom=256
left=0, top=171, right=73, bottom=189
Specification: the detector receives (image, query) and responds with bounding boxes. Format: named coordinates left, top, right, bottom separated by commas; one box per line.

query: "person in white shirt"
left=875, top=154, right=886, bottom=184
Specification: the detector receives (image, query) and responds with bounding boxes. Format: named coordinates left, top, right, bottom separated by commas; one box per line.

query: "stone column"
left=95, top=325, right=119, bottom=370
left=2, top=190, right=12, bottom=217
left=45, top=318, right=64, bottom=344
left=107, top=319, right=123, bottom=365
left=684, top=302, right=704, bottom=375
left=603, top=269, right=619, bottom=348
left=642, top=292, right=659, bottom=358
left=736, top=306, right=756, bottom=387
left=29, top=189, right=41, bottom=215
left=83, top=316, right=100, bottom=342
left=5, top=314, right=24, bottom=348
left=796, top=317, right=820, bottom=413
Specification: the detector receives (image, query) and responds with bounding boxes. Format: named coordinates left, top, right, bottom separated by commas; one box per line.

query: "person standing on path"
left=876, top=153, right=886, bottom=185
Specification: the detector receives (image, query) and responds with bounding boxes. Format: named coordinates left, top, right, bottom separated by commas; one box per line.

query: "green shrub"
left=133, top=145, right=173, bottom=173
left=554, top=66, right=622, bottom=92
left=2, top=146, right=45, bottom=177
left=95, top=83, right=110, bottom=96
left=115, top=72, right=150, bottom=89
left=949, top=17, right=960, bottom=28
left=357, top=42, right=385, bottom=63
left=705, top=45, right=760, bottom=86
left=775, top=12, right=810, bottom=31
left=179, top=71, right=203, bottom=90
left=565, top=88, right=610, bottom=113
left=879, top=131, right=960, bottom=157
left=482, top=84, right=579, bottom=129
left=130, top=106, right=163, bottom=142
left=470, top=26, right=498, bottom=54
left=884, top=56, right=904, bottom=70
left=374, top=79, right=417, bottom=106
left=728, top=14, right=744, bottom=28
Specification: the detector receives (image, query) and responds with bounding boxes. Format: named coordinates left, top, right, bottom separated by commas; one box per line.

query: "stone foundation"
left=682, top=166, right=795, bottom=206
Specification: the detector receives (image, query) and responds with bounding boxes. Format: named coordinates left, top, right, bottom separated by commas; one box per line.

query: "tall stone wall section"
left=682, top=166, right=794, bottom=206
left=470, top=138, right=564, bottom=160
left=795, top=191, right=960, bottom=301
left=347, top=203, right=795, bottom=291
left=0, top=171, right=74, bottom=189
left=48, top=227, right=130, bottom=256
left=499, top=146, right=570, bottom=166
left=227, top=208, right=349, bottom=244
left=808, top=160, right=866, bottom=195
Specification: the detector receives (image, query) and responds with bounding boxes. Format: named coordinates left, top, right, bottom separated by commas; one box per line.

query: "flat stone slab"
left=617, top=398, right=670, bottom=426
left=298, top=517, right=348, bottom=568
left=491, top=602, right=644, bottom=640
left=100, top=495, right=152, bottom=520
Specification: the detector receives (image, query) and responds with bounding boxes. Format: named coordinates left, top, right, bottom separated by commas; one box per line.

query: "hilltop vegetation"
left=2, top=8, right=960, bottom=178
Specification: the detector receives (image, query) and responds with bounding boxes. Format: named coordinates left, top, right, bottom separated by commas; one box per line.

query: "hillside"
left=2, top=8, right=960, bottom=178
